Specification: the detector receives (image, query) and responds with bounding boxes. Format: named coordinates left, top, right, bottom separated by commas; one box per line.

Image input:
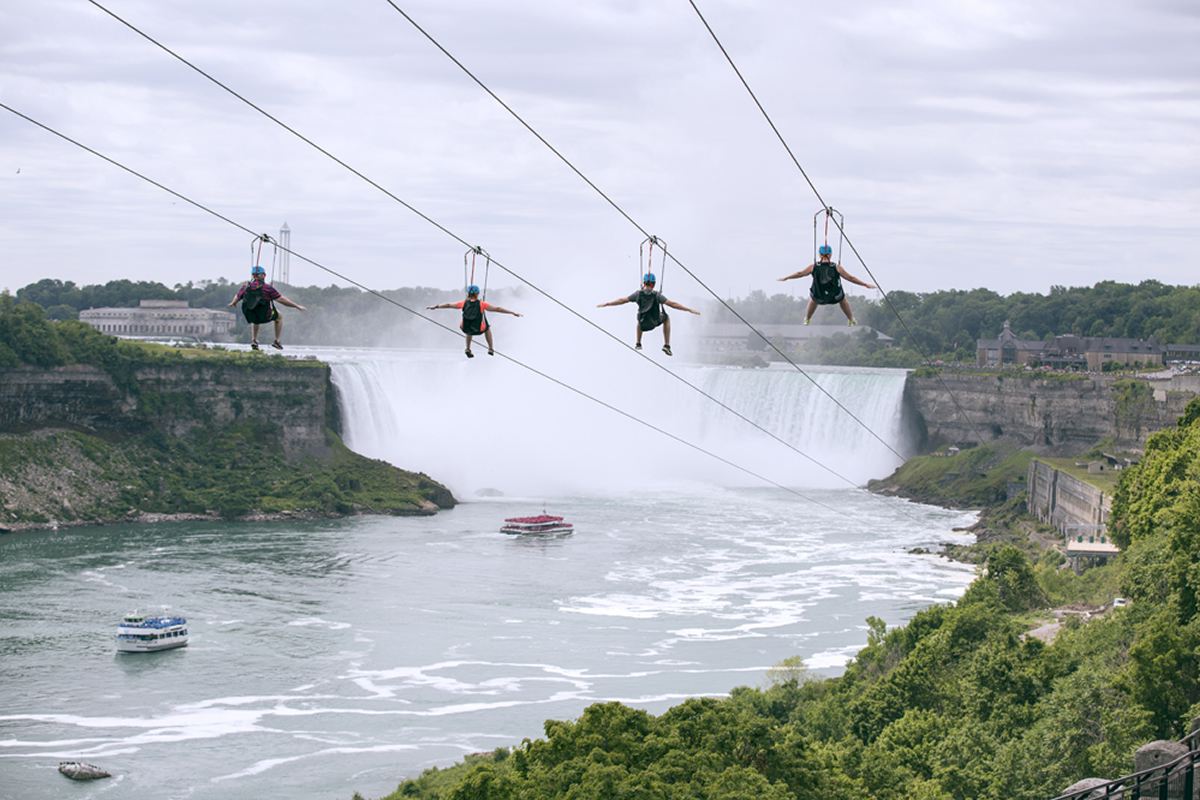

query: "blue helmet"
left=252, top=265, right=266, bottom=275
left=642, top=273, right=656, bottom=284
left=818, top=245, right=832, bottom=256
left=467, top=285, right=480, bottom=295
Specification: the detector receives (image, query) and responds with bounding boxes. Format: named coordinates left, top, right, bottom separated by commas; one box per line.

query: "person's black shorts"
left=638, top=311, right=668, bottom=332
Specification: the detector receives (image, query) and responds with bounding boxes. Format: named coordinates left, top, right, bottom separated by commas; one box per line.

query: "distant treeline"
left=712, top=280, right=1200, bottom=367
left=14, top=277, right=1200, bottom=359
left=13, top=278, right=521, bottom=348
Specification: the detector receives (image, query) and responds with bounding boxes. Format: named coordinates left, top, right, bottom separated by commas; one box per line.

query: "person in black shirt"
left=778, top=245, right=876, bottom=326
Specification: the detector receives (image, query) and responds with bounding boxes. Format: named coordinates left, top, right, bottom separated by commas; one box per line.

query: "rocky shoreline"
left=0, top=503, right=443, bottom=534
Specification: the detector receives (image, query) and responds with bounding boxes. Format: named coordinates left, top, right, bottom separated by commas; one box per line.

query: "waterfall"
left=327, top=350, right=916, bottom=499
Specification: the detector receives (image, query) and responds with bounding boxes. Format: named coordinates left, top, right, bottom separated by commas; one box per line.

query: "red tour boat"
left=500, top=513, right=574, bottom=536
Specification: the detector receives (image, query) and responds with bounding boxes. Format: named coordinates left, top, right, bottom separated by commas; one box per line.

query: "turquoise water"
left=0, top=489, right=976, bottom=799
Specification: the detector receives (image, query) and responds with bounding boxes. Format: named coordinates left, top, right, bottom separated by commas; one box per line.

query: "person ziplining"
left=597, top=272, right=700, bottom=357
left=427, top=284, right=522, bottom=358
left=778, top=208, right=875, bottom=326
left=228, top=238, right=306, bottom=350
left=598, top=237, right=700, bottom=356
left=426, top=247, right=522, bottom=358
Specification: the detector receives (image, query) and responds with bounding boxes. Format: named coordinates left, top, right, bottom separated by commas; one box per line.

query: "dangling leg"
left=839, top=298, right=855, bottom=325
left=464, top=333, right=474, bottom=357
left=804, top=298, right=817, bottom=325
left=484, top=327, right=495, bottom=356
left=250, top=322, right=261, bottom=349
left=634, top=322, right=643, bottom=351
left=272, top=313, right=284, bottom=348
left=661, top=315, right=672, bottom=356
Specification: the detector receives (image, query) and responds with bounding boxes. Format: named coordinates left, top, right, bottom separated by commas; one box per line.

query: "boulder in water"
left=58, top=761, right=111, bottom=780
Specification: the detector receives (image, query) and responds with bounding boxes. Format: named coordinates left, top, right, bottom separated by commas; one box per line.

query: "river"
left=0, top=354, right=978, bottom=799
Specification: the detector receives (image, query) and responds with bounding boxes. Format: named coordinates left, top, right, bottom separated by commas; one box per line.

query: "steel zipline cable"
left=369, top=0, right=918, bottom=463
left=371, top=0, right=970, bottom=507
left=683, top=0, right=990, bottom=449
left=71, top=0, right=936, bottom=516
left=1, top=100, right=855, bottom=513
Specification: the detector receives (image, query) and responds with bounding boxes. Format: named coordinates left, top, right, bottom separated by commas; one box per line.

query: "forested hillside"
left=371, top=398, right=1200, bottom=800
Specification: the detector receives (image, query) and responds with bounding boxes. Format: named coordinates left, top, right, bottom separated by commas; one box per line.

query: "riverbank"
left=0, top=424, right=455, bottom=532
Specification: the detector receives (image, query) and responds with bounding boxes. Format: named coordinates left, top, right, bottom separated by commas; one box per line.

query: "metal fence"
left=1053, top=730, right=1200, bottom=800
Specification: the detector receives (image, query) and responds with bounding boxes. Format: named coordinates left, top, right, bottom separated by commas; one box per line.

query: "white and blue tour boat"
left=115, top=612, right=189, bottom=653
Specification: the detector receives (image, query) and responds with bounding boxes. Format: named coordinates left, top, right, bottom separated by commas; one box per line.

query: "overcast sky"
left=3, top=0, right=1197, bottom=307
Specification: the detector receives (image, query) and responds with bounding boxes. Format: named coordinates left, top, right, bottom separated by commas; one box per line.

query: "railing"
left=1052, top=731, right=1200, bottom=800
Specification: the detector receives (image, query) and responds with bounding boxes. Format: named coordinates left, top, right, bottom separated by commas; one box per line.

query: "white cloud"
left=1, top=0, right=1196, bottom=304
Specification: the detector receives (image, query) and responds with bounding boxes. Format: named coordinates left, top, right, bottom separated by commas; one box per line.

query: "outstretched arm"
left=597, top=296, right=632, bottom=308
left=836, top=265, right=877, bottom=290
left=778, top=264, right=815, bottom=282
left=276, top=295, right=307, bottom=311
left=487, top=305, right=522, bottom=317
left=664, top=299, right=700, bottom=315
left=426, top=302, right=456, bottom=310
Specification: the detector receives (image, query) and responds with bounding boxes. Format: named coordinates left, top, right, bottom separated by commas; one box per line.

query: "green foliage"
left=763, top=655, right=810, bottom=689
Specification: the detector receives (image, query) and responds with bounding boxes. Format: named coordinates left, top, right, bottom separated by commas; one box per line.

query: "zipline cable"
left=373, top=1, right=922, bottom=464
left=1, top=100, right=855, bottom=513
left=372, top=1, right=977, bottom=509
left=684, top=0, right=990, bottom=449
left=74, top=0, right=930, bottom=510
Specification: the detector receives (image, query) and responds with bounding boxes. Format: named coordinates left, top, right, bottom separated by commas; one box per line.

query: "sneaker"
left=662, top=344, right=672, bottom=356
left=271, top=340, right=283, bottom=350
left=634, top=343, right=643, bottom=351
left=803, top=319, right=810, bottom=326
left=488, top=349, right=494, bottom=356
left=250, top=340, right=259, bottom=350
left=465, top=349, right=474, bottom=358
left=848, top=319, right=858, bottom=327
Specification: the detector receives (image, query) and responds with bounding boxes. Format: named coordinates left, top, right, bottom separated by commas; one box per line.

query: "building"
left=1163, top=343, right=1200, bottom=363
left=80, top=300, right=236, bottom=342
left=976, top=321, right=1044, bottom=367
left=977, top=320, right=1164, bottom=369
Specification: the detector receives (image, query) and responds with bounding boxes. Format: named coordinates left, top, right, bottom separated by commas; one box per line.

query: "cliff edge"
left=0, top=355, right=456, bottom=530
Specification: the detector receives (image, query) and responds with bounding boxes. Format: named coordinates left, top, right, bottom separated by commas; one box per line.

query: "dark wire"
left=77, top=0, right=925, bottom=508
left=684, top=0, right=990, bottom=449
left=375, top=0, right=918, bottom=467
left=0, top=100, right=851, bottom=512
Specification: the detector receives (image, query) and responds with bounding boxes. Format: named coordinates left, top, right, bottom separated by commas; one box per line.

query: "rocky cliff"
left=0, top=359, right=335, bottom=460
left=0, top=356, right=454, bottom=529
left=905, top=372, right=1197, bottom=453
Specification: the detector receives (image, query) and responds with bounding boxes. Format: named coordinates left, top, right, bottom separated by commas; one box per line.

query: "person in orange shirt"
left=427, top=285, right=522, bottom=358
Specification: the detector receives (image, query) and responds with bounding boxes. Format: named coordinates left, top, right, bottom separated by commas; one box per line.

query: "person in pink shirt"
left=228, top=266, right=307, bottom=350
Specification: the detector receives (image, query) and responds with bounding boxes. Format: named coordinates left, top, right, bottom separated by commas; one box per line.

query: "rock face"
left=905, top=373, right=1197, bottom=452
left=0, top=361, right=336, bottom=460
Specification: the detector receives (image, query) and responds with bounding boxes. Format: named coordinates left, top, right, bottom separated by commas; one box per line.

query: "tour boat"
left=115, top=612, right=189, bottom=653
left=501, top=514, right=574, bottom=537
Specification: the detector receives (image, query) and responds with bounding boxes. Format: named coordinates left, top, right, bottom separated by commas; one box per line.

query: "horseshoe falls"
left=328, top=350, right=920, bottom=499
